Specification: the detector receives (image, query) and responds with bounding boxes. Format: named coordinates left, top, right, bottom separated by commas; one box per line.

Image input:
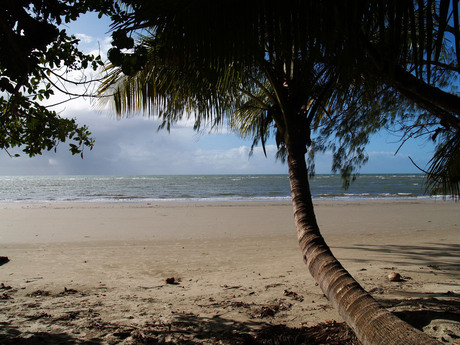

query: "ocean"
left=0, top=174, right=437, bottom=203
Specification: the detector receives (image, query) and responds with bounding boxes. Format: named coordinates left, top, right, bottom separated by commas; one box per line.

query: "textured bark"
left=286, top=143, right=441, bottom=345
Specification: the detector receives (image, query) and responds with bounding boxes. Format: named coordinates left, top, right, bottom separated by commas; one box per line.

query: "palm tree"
left=329, top=1, right=460, bottom=197
left=106, top=0, right=460, bottom=196
left=99, top=1, right=456, bottom=344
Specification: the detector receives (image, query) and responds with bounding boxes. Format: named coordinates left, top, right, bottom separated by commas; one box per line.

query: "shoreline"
left=1, top=199, right=459, bottom=343
left=0, top=195, right=451, bottom=205
left=0, top=196, right=452, bottom=204
left=0, top=199, right=458, bottom=244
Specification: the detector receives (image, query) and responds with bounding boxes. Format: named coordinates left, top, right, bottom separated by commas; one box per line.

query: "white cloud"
left=0, top=109, right=290, bottom=176
left=75, top=33, right=93, bottom=44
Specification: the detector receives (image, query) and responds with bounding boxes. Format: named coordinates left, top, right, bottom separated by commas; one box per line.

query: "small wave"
left=178, top=194, right=194, bottom=199
left=110, top=195, right=147, bottom=200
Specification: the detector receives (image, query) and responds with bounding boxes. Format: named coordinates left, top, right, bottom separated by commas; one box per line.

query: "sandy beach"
left=0, top=200, right=459, bottom=344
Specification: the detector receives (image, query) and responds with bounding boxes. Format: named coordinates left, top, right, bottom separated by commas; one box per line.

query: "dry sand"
left=0, top=200, right=459, bottom=344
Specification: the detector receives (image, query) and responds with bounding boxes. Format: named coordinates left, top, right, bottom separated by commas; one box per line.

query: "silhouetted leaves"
left=0, top=0, right=114, bottom=157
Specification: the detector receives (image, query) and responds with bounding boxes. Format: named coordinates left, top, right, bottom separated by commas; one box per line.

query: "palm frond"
left=99, top=47, right=244, bottom=130
left=425, top=131, right=460, bottom=198
left=102, top=0, right=460, bottom=188
left=230, top=81, right=276, bottom=156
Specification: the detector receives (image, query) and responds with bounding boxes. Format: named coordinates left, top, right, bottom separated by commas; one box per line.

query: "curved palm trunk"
left=286, top=144, right=441, bottom=345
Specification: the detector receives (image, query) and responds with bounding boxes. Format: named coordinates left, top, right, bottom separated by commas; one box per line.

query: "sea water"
left=0, top=174, right=437, bottom=203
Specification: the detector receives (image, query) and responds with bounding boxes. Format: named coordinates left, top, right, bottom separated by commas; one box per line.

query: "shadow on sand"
left=0, top=313, right=360, bottom=345
left=335, top=242, right=460, bottom=277
left=378, top=294, right=460, bottom=324
left=333, top=242, right=460, bottom=341
left=0, top=322, right=102, bottom=344
left=2, top=294, right=457, bottom=344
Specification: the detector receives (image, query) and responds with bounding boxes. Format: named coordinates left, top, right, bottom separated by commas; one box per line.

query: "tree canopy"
left=0, top=0, right=113, bottom=157
left=103, top=0, right=459, bottom=195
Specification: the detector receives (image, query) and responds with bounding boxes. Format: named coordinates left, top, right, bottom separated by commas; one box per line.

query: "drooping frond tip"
left=424, top=133, right=460, bottom=199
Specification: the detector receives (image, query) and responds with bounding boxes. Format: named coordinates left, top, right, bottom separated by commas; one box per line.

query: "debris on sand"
left=165, top=277, right=179, bottom=285
left=428, top=264, right=441, bottom=270
left=26, top=290, right=51, bottom=297
left=255, top=321, right=361, bottom=345
left=0, top=283, right=12, bottom=290
left=0, top=256, right=9, bottom=266
left=0, top=292, right=11, bottom=300
left=59, top=287, right=79, bottom=295
left=284, top=289, right=304, bottom=302
left=256, top=301, right=292, bottom=318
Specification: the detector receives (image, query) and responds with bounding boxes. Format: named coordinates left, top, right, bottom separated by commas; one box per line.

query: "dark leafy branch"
left=0, top=0, right=115, bottom=157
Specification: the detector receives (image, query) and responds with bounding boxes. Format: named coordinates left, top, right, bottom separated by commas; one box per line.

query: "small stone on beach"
left=388, top=272, right=402, bottom=282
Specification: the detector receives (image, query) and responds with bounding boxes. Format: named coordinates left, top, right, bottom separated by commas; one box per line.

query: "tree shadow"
left=0, top=313, right=267, bottom=345
left=0, top=312, right=361, bottom=345
left=0, top=322, right=102, bottom=345
left=395, top=310, right=460, bottom=330
left=383, top=290, right=460, bottom=300
left=135, top=313, right=360, bottom=344
left=133, top=312, right=270, bottom=344
left=374, top=293, right=460, bottom=337
left=334, top=242, right=460, bottom=275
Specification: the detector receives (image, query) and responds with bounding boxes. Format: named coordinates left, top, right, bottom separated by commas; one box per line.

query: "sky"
left=0, top=13, right=436, bottom=176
